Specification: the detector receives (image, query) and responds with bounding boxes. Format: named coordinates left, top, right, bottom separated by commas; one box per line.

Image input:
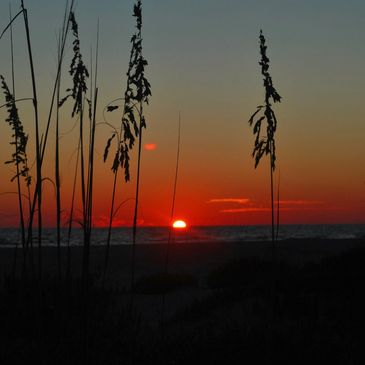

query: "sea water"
left=0, top=224, right=365, bottom=247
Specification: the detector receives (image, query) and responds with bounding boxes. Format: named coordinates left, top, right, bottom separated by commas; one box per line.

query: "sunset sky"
left=0, top=0, right=364, bottom=227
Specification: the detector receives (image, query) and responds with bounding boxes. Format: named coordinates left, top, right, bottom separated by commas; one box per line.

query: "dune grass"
left=0, top=75, right=31, bottom=271
left=3, top=2, right=365, bottom=365
left=1, top=0, right=151, bottom=293
left=102, top=0, right=151, bottom=303
left=248, top=30, right=282, bottom=248
left=1, top=3, right=152, bottom=360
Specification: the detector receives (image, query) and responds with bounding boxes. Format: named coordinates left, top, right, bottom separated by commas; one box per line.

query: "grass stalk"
left=0, top=74, right=29, bottom=275
left=101, top=101, right=137, bottom=287
left=79, top=103, right=87, bottom=280
left=66, top=141, right=80, bottom=280
left=276, top=170, right=281, bottom=241
left=102, top=53, right=137, bottom=290
left=55, top=35, right=62, bottom=279
left=102, top=168, right=118, bottom=288
left=130, top=101, right=143, bottom=308
left=9, top=4, right=26, bottom=274
left=270, top=155, right=275, bottom=246
left=54, top=0, right=71, bottom=281
left=160, top=112, right=181, bottom=335
left=83, top=86, right=98, bottom=286
left=21, top=0, right=42, bottom=277
left=40, top=0, right=74, bottom=162
left=129, top=0, right=151, bottom=312
left=248, top=30, right=281, bottom=249
left=22, top=0, right=74, bottom=276
left=84, top=21, right=99, bottom=289
left=103, top=1, right=151, bottom=302
left=59, top=10, right=90, bottom=285
left=13, top=0, right=74, bottom=278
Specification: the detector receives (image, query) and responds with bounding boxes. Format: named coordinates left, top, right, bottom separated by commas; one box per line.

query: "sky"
left=0, top=0, right=365, bottom=227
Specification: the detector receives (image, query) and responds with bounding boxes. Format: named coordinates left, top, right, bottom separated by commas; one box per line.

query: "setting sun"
left=172, top=220, right=187, bottom=229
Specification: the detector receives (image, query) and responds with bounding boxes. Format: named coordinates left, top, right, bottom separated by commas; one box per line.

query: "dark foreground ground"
left=1, top=239, right=365, bottom=364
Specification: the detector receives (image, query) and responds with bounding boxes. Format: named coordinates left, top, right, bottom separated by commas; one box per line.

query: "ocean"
left=0, top=224, right=365, bottom=247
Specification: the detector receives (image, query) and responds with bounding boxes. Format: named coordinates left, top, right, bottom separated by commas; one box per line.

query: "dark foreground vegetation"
left=1, top=244, right=365, bottom=364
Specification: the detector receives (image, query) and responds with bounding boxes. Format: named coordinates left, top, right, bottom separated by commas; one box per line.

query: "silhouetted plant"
left=0, top=75, right=31, bottom=263
left=60, top=10, right=91, bottom=285
left=103, top=0, right=151, bottom=295
left=0, top=1, right=76, bottom=278
left=104, top=1, right=151, bottom=180
left=0, top=76, right=31, bottom=185
left=85, top=26, right=100, bottom=292
left=1, top=0, right=75, bottom=276
left=248, top=30, right=281, bottom=247
left=66, top=141, right=80, bottom=280
left=160, top=113, right=181, bottom=335
left=59, top=12, right=90, bottom=117
left=20, top=0, right=43, bottom=276
left=55, top=40, right=62, bottom=279
left=54, top=2, right=74, bottom=280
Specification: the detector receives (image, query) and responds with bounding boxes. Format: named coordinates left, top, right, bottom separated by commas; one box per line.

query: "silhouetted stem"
left=160, top=112, right=181, bottom=334
left=248, top=31, right=281, bottom=250
left=270, top=154, right=275, bottom=249
left=130, top=103, right=143, bottom=310
left=276, top=170, right=280, bottom=242
left=66, top=140, right=80, bottom=280
left=25, top=0, right=74, bottom=275
left=55, top=37, right=62, bottom=279
left=102, top=169, right=118, bottom=288
left=80, top=105, right=89, bottom=286
left=85, top=88, right=98, bottom=286
left=22, top=3, right=42, bottom=277
left=40, top=0, right=74, bottom=162
left=9, top=4, right=26, bottom=275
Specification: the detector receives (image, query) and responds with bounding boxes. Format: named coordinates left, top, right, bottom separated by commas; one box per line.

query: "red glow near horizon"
left=172, top=220, right=187, bottom=229
left=144, top=143, right=157, bottom=151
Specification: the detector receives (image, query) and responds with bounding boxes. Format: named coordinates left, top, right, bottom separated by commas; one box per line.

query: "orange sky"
left=1, top=0, right=365, bottom=228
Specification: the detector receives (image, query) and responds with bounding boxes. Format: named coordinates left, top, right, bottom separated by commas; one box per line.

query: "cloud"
left=221, top=207, right=270, bottom=213
left=207, top=198, right=250, bottom=204
left=277, top=200, right=324, bottom=206
left=221, top=206, right=328, bottom=214
left=208, top=198, right=326, bottom=214
left=144, top=143, right=157, bottom=151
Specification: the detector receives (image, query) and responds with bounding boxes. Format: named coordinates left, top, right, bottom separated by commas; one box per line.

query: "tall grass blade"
left=276, top=170, right=281, bottom=241
left=102, top=1, right=151, bottom=304
left=25, top=0, right=75, bottom=268
left=160, top=112, right=181, bottom=335
left=21, top=0, right=43, bottom=276
left=129, top=0, right=151, bottom=311
left=60, top=10, right=90, bottom=285
left=66, top=141, right=80, bottom=280
left=55, top=33, right=62, bottom=279
left=9, top=3, right=26, bottom=275
left=0, top=9, right=23, bottom=40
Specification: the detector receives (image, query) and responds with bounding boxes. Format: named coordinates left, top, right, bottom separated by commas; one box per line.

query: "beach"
left=1, top=238, right=363, bottom=281
left=1, top=238, right=365, bottom=364
left=1, top=238, right=364, bottom=322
